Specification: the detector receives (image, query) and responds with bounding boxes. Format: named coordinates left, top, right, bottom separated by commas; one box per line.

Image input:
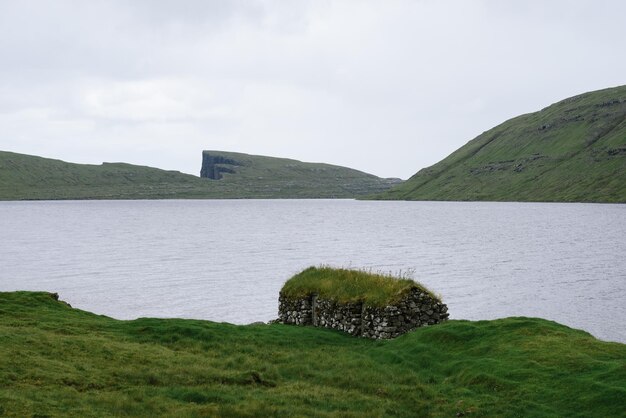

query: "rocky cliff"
left=200, top=153, right=241, bottom=180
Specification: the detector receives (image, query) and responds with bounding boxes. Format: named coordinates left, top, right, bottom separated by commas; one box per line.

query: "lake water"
left=1, top=199, right=624, bottom=343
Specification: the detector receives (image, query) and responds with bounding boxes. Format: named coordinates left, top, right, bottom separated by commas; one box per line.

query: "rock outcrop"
left=200, top=152, right=241, bottom=180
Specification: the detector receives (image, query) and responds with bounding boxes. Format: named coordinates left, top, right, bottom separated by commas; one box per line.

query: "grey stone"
left=277, top=289, right=448, bottom=339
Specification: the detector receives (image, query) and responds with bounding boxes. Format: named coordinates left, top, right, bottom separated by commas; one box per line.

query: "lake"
left=1, top=199, right=624, bottom=343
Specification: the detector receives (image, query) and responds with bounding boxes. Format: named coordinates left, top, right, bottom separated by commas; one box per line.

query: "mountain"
left=199, top=150, right=401, bottom=198
left=0, top=150, right=401, bottom=200
left=373, top=85, right=626, bottom=202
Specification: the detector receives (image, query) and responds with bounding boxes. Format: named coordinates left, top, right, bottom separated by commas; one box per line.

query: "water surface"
left=1, top=199, right=624, bottom=343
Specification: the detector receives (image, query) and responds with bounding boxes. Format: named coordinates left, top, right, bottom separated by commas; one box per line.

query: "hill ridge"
left=0, top=150, right=401, bottom=200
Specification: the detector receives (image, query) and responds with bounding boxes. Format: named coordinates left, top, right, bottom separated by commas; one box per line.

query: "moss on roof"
left=280, top=266, right=439, bottom=307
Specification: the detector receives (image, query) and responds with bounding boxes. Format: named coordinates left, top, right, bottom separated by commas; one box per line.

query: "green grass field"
left=1, top=291, right=624, bottom=417
left=0, top=151, right=400, bottom=200
left=372, top=85, right=626, bottom=202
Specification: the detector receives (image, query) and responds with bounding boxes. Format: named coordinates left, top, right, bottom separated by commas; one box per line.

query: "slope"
left=374, top=85, right=626, bottom=202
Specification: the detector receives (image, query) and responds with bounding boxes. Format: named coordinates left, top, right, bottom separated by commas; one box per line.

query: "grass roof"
left=280, top=266, right=440, bottom=307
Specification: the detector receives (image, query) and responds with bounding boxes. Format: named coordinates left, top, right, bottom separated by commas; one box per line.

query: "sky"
left=1, top=0, right=625, bottom=179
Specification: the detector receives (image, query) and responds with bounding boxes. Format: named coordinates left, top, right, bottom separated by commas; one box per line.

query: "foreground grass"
left=281, top=266, right=438, bottom=306
left=0, top=292, right=624, bottom=417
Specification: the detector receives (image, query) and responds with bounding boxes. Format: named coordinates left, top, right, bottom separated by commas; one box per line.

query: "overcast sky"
left=1, top=0, right=625, bottom=179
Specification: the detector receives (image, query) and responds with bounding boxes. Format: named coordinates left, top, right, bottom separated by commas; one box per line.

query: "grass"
left=0, top=151, right=400, bottom=200
left=371, top=84, right=626, bottom=202
left=280, top=266, right=438, bottom=306
left=1, top=291, right=625, bottom=417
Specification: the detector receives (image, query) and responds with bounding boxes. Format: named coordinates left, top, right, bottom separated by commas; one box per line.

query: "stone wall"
left=278, top=287, right=449, bottom=339
left=278, top=295, right=313, bottom=326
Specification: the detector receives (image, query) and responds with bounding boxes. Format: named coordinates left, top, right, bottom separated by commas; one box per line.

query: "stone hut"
left=277, top=267, right=449, bottom=339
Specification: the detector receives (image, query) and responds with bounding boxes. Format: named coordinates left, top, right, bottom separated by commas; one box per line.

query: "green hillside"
left=0, top=151, right=400, bottom=200
left=0, top=292, right=624, bottom=417
left=374, top=85, right=626, bottom=202
left=199, top=150, right=402, bottom=198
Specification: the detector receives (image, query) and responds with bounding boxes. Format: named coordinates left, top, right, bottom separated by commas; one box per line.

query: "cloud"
left=78, top=78, right=234, bottom=122
left=1, top=0, right=625, bottom=178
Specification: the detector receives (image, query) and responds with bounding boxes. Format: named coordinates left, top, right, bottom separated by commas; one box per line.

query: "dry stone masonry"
left=278, top=287, right=449, bottom=339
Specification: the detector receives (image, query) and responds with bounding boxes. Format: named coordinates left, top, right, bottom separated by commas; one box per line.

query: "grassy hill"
left=199, top=150, right=401, bottom=198
left=0, top=151, right=400, bottom=200
left=1, top=291, right=624, bottom=417
left=373, top=85, right=626, bottom=202
left=0, top=151, right=211, bottom=200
